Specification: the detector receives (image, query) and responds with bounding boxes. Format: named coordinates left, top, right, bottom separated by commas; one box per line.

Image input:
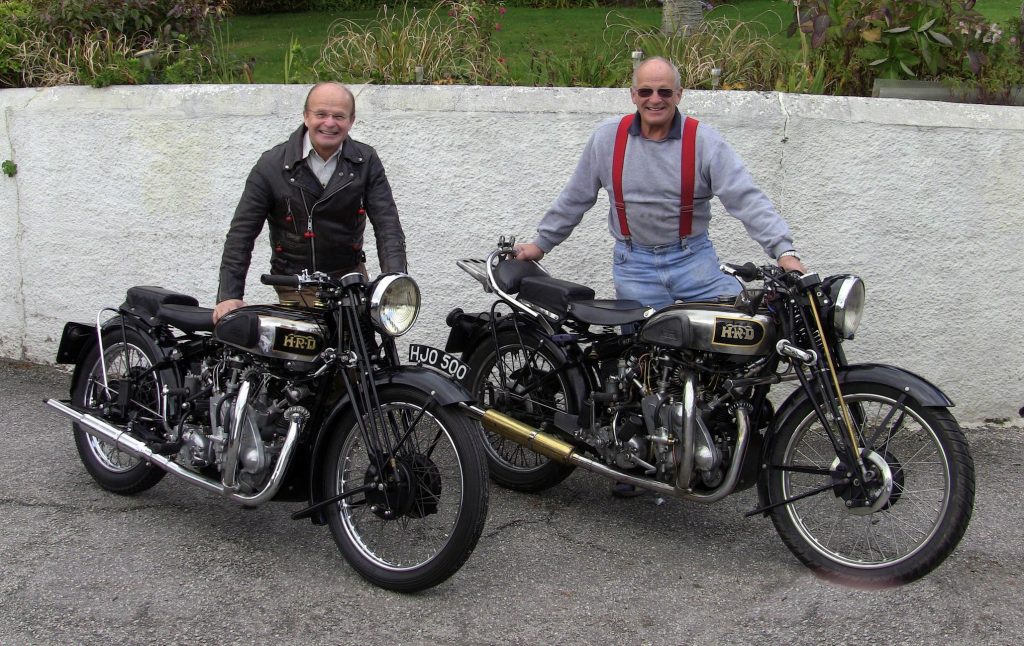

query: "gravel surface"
left=1, top=359, right=1021, bottom=645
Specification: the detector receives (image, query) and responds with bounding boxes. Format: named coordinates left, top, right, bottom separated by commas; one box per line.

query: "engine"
left=173, top=346, right=318, bottom=494
left=579, top=302, right=777, bottom=490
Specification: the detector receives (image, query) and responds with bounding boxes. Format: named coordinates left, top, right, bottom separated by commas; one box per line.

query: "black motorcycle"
left=45, top=271, right=488, bottom=592
left=438, top=237, right=974, bottom=587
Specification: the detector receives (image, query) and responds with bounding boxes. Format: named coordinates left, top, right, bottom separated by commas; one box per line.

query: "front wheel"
left=322, top=385, right=489, bottom=592
left=767, top=383, right=974, bottom=587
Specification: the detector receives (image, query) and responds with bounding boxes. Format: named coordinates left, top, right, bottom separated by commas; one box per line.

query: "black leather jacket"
left=217, top=125, right=407, bottom=301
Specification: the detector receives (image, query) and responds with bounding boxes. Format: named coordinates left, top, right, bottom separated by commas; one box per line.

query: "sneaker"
left=611, top=481, right=644, bottom=498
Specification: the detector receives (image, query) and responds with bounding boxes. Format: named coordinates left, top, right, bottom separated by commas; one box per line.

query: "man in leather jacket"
left=213, top=82, right=407, bottom=323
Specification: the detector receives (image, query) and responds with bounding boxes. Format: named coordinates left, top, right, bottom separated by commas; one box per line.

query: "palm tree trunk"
left=661, top=0, right=703, bottom=35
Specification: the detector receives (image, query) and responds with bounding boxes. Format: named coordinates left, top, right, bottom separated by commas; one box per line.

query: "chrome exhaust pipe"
left=44, top=399, right=303, bottom=507
left=459, top=403, right=751, bottom=503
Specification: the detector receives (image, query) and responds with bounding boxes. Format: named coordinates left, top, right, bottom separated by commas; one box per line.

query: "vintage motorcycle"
left=45, top=271, right=488, bottom=592
left=439, top=237, right=974, bottom=587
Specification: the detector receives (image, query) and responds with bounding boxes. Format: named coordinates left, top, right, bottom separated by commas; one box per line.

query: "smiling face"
left=630, top=59, right=682, bottom=137
left=303, top=83, right=355, bottom=159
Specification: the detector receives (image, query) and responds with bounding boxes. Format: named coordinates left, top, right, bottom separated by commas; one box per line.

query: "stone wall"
left=1, top=84, right=1021, bottom=422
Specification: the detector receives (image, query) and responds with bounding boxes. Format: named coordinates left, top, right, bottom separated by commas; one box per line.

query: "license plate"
left=407, top=344, right=470, bottom=381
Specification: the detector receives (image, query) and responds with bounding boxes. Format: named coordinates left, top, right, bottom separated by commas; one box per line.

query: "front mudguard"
left=753, top=363, right=954, bottom=513
left=304, top=365, right=477, bottom=524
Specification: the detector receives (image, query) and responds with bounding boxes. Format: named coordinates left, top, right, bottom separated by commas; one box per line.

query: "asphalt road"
left=1, top=359, right=1022, bottom=645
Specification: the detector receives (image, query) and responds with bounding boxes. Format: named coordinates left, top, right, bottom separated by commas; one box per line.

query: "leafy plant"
left=1, top=160, right=16, bottom=177
left=785, top=0, right=1022, bottom=95
left=521, top=43, right=629, bottom=86
left=283, top=34, right=316, bottom=83
left=613, top=13, right=787, bottom=90
left=316, top=1, right=508, bottom=85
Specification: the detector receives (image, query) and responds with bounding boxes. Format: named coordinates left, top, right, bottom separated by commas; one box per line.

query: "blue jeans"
left=612, top=234, right=741, bottom=310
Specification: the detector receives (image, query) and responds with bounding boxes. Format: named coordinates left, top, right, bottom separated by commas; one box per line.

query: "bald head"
left=631, top=57, right=681, bottom=89
left=303, top=82, right=356, bottom=158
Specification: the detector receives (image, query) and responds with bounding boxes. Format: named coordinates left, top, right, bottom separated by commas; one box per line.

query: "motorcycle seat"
left=120, top=286, right=214, bottom=333
left=493, top=259, right=549, bottom=294
left=518, top=276, right=596, bottom=320
left=158, top=304, right=216, bottom=333
left=567, top=299, right=652, bottom=326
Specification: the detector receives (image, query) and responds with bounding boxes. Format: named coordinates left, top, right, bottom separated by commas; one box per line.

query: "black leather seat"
left=567, top=299, right=652, bottom=326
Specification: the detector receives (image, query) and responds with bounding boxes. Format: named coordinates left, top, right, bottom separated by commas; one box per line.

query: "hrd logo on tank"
left=712, top=318, right=765, bottom=347
left=274, top=330, right=319, bottom=355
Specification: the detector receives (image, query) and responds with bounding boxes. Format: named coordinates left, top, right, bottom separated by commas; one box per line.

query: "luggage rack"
left=456, top=258, right=491, bottom=293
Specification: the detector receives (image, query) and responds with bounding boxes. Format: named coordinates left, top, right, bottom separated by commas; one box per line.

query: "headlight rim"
left=832, top=275, right=866, bottom=340
left=369, top=273, right=421, bottom=337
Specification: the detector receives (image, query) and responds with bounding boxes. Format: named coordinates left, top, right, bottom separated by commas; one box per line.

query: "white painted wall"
left=1, top=84, right=1021, bottom=423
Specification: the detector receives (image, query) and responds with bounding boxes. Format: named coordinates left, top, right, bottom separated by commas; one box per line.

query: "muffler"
left=461, top=403, right=751, bottom=503
left=44, top=399, right=302, bottom=506
left=462, top=404, right=676, bottom=496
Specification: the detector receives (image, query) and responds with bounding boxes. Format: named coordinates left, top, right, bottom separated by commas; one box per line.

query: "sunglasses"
left=635, top=88, right=677, bottom=98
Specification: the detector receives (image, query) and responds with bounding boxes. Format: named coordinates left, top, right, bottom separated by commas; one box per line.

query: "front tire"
left=767, top=383, right=974, bottom=587
left=70, top=325, right=172, bottom=494
left=465, top=330, right=581, bottom=492
left=322, top=386, right=489, bottom=592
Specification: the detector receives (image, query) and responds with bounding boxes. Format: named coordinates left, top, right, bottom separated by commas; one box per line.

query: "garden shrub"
left=788, top=0, right=1024, bottom=97
left=2, top=0, right=241, bottom=86
left=316, top=1, right=507, bottom=84
left=614, top=14, right=788, bottom=90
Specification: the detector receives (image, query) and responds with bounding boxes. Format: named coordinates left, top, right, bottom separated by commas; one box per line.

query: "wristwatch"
left=779, top=250, right=801, bottom=261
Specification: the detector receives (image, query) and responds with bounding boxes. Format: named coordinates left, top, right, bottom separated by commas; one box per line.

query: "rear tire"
left=465, top=330, right=581, bottom=492
left=70, top=325, right=171, bottom=495
left=322, top=386, right=489, bottom=592
left=767, top=383, right=974, bottom=587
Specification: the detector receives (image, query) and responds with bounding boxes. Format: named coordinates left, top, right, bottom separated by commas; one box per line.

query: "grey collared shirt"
left=302, top=132, right=342, bottom=188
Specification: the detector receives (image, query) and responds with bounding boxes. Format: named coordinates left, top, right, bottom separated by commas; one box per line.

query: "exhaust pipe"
left=460, top=403, right=751, bottom=503
left=44, top=399, right=302, bottom=507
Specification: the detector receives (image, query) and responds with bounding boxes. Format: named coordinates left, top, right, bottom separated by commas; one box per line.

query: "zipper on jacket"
left=299, top=176, right=355, bottom=272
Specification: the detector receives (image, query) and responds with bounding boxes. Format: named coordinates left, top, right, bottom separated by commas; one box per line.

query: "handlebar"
left=261, top=274, right=300, bottom=288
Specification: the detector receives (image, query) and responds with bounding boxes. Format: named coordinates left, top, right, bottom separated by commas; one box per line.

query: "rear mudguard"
left=58, top=316, right=176, bottom=396
left=304, top=365, right=477, bottom=524
left=754, top=363, right=954, bottom=513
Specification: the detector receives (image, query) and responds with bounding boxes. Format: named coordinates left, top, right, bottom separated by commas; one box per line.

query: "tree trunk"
left=661, top=0, right=703, bottom=35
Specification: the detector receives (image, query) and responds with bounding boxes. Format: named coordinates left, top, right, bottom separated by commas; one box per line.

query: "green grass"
left=224, top=1, right=1022, bottom=84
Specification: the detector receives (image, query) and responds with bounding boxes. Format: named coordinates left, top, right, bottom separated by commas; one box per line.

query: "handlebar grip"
left=722, top=262, right=760, bottom=282
left=260, top=274, right=300, bottom=288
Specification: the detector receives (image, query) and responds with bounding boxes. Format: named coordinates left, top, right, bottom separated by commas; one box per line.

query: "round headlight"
left=833, top=276, right=865, bottom=340
left=370, top=274, right=421, bottom=337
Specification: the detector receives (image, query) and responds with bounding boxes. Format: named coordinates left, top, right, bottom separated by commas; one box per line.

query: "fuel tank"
left=214, top=305, right=328, bottom=362
left=639, top=302, right=777, bottom=356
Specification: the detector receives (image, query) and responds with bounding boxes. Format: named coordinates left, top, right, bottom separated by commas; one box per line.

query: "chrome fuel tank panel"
left=640, top=303, right=776, bottom=356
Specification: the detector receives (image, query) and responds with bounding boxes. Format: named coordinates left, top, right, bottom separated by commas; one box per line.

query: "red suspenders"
left=612, top=113, right=699, bottom=241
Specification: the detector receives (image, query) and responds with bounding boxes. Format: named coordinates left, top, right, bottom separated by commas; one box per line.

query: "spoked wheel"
left=322, top=386, right=488, bottom=592
left=767, top=383, right=975, bottom=587
left=466, top=331, right=581, bottom=492
left=70, top=326, right=172, bottom=494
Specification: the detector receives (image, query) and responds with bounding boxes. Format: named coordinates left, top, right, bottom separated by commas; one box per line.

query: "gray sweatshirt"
left=533, top=111, right=794, bottom=259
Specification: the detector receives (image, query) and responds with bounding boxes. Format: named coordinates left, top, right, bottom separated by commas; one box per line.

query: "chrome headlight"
left=832, top=276, right=865, bottom=340
left=369, top=274, right=421, bottom=337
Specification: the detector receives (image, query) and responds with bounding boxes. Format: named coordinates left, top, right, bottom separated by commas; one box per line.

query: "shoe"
left=611, top=481, right=644, bottom=498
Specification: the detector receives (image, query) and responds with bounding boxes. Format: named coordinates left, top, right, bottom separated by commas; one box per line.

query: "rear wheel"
left=70, top=326, right=171, bottom=494
left=767, top=383, right=974, bottom=587
left=465, top=330, right=580, bottom=492
left=322, top=386, right=489, bottom=592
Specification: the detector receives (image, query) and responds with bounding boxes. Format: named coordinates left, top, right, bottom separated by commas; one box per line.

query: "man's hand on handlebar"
left=513, top=243, right=545, bottom=261
left=213, top=298, right=245, bottom=324
left=778, top=255, right=806, bottom=274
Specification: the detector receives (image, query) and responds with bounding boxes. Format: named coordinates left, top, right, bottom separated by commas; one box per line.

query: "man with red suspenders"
left=514, top=57, right=805, bottom=311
